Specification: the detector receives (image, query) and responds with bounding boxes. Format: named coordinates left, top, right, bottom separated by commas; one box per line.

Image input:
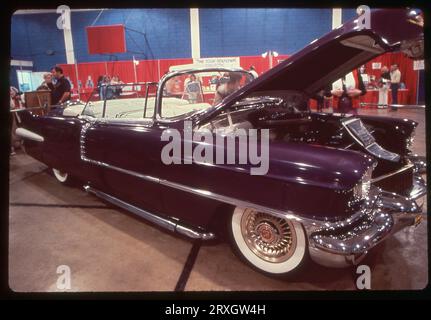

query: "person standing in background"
left=47, top=66, right=71, bottom=105
left=359, top=65, right=370, bottom=87
left=213, top=72, right=242, bottom=105
left=249, top=65, right=259, bottom=79
left=377, top=66, right=391, bottom=108
left=103, top=75, right=115, bottom=100
left=110, top=75, right=123, bottom=99
left=331, top=69, right=366, bottom=115
left=97, top=75, right=105, bottom=100
left=37, top=73, right=53, bottom=91
left=390, top=64, right=401, bottom=111
left=182, top=74, right=202, bottom=103
left=86, top=76, right=94, bottom=89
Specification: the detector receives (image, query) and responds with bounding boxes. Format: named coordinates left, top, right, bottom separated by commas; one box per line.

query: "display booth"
left=57, top=52, right=419, bottom=106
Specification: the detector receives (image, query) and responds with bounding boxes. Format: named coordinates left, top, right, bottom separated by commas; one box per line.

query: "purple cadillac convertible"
left=14, top=9, right=426, bottom=276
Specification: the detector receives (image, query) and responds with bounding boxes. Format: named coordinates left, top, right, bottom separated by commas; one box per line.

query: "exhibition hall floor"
left=8, top=108, right=428, bottom=291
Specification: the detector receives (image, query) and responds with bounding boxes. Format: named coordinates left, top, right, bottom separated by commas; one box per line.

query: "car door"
left=80, top=101, right=164, bottom=213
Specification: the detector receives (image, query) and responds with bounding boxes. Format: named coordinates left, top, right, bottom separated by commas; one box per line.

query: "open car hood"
left=196, top=8, right=423, bottom=123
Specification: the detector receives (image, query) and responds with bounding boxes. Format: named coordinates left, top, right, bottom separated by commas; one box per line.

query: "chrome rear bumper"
left=305, top=179, right=426, bottom=268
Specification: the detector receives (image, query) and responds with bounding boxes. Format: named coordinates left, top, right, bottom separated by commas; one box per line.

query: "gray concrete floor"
left=9, top=108, right=428, bottom=292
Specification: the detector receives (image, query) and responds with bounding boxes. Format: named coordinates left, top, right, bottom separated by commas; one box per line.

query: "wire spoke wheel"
left=230, top=207, right=307, bottom=275
left=241, top=209, right=297, bottom=263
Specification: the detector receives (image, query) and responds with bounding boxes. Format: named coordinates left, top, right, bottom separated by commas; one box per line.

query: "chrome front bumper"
left=305, top=175, right=426, bottom=268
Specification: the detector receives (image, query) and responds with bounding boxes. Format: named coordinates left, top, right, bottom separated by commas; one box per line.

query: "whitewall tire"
left=52, top=168, right=70, bottom=184
left=229, top=207, right=307, bottom=276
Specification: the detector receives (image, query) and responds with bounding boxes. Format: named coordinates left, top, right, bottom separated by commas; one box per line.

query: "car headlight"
left=353, top=167, right=373, bottom=200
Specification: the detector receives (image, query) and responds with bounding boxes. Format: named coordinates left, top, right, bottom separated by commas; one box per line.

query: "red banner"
left=86, top=24, right=126, bottom=54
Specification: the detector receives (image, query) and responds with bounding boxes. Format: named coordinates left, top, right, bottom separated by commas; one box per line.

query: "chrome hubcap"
left=241, top=209, right=297, bottom=263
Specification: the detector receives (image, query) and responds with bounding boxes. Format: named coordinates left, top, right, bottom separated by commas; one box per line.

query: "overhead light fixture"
left=261, top=52, right=268, bottom=58
left=272, top=51, right=279, bottom=57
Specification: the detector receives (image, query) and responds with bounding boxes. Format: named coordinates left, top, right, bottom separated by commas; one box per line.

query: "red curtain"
left=106, top=61, right=135, bottom=83
left=135, top=59, right=160, bottom=82
left=239, top=55, right=270, bottom=76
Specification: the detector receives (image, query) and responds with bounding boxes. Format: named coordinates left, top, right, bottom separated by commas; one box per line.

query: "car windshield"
left=78, top=83, right=158, bottom=119
left=160, top=70, right=253, bottom=118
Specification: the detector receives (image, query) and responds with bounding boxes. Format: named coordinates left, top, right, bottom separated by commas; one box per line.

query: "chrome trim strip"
left=15, top=127, right=44, bottom=142
left=360, top=102, right=426, bottom=109
left=84, top=185, right=215, bottom=240
left=370, top=163, right=414, bottom=183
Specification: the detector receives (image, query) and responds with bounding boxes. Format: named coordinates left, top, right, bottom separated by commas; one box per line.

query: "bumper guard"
left=305, top=173, right=426, bottom=268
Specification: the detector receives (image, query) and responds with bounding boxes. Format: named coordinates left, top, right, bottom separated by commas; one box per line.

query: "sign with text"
left=193, top=57, right=240, bottom=69
left=413, top=60, right=424, bottom=70
left=372, top=62, right=381, bottom=70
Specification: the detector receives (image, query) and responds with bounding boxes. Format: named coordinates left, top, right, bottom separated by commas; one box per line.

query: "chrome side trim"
left=15, top=127, right=44, bottom=142
left=84, top=185, right=215, bottom=240
left=370, top=163, right=415, bottom=183
left=360, top=102, right=426, bottom=109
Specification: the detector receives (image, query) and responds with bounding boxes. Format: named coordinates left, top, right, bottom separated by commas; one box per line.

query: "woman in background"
left=37, top=73, right=53, bottom=91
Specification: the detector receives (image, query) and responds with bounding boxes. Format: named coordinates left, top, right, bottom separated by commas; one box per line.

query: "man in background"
left=47, top=66, right=71, bottom=105
left=390, top=64, right=401, bottom=111
left=213, top=72, right=242, bottom=105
